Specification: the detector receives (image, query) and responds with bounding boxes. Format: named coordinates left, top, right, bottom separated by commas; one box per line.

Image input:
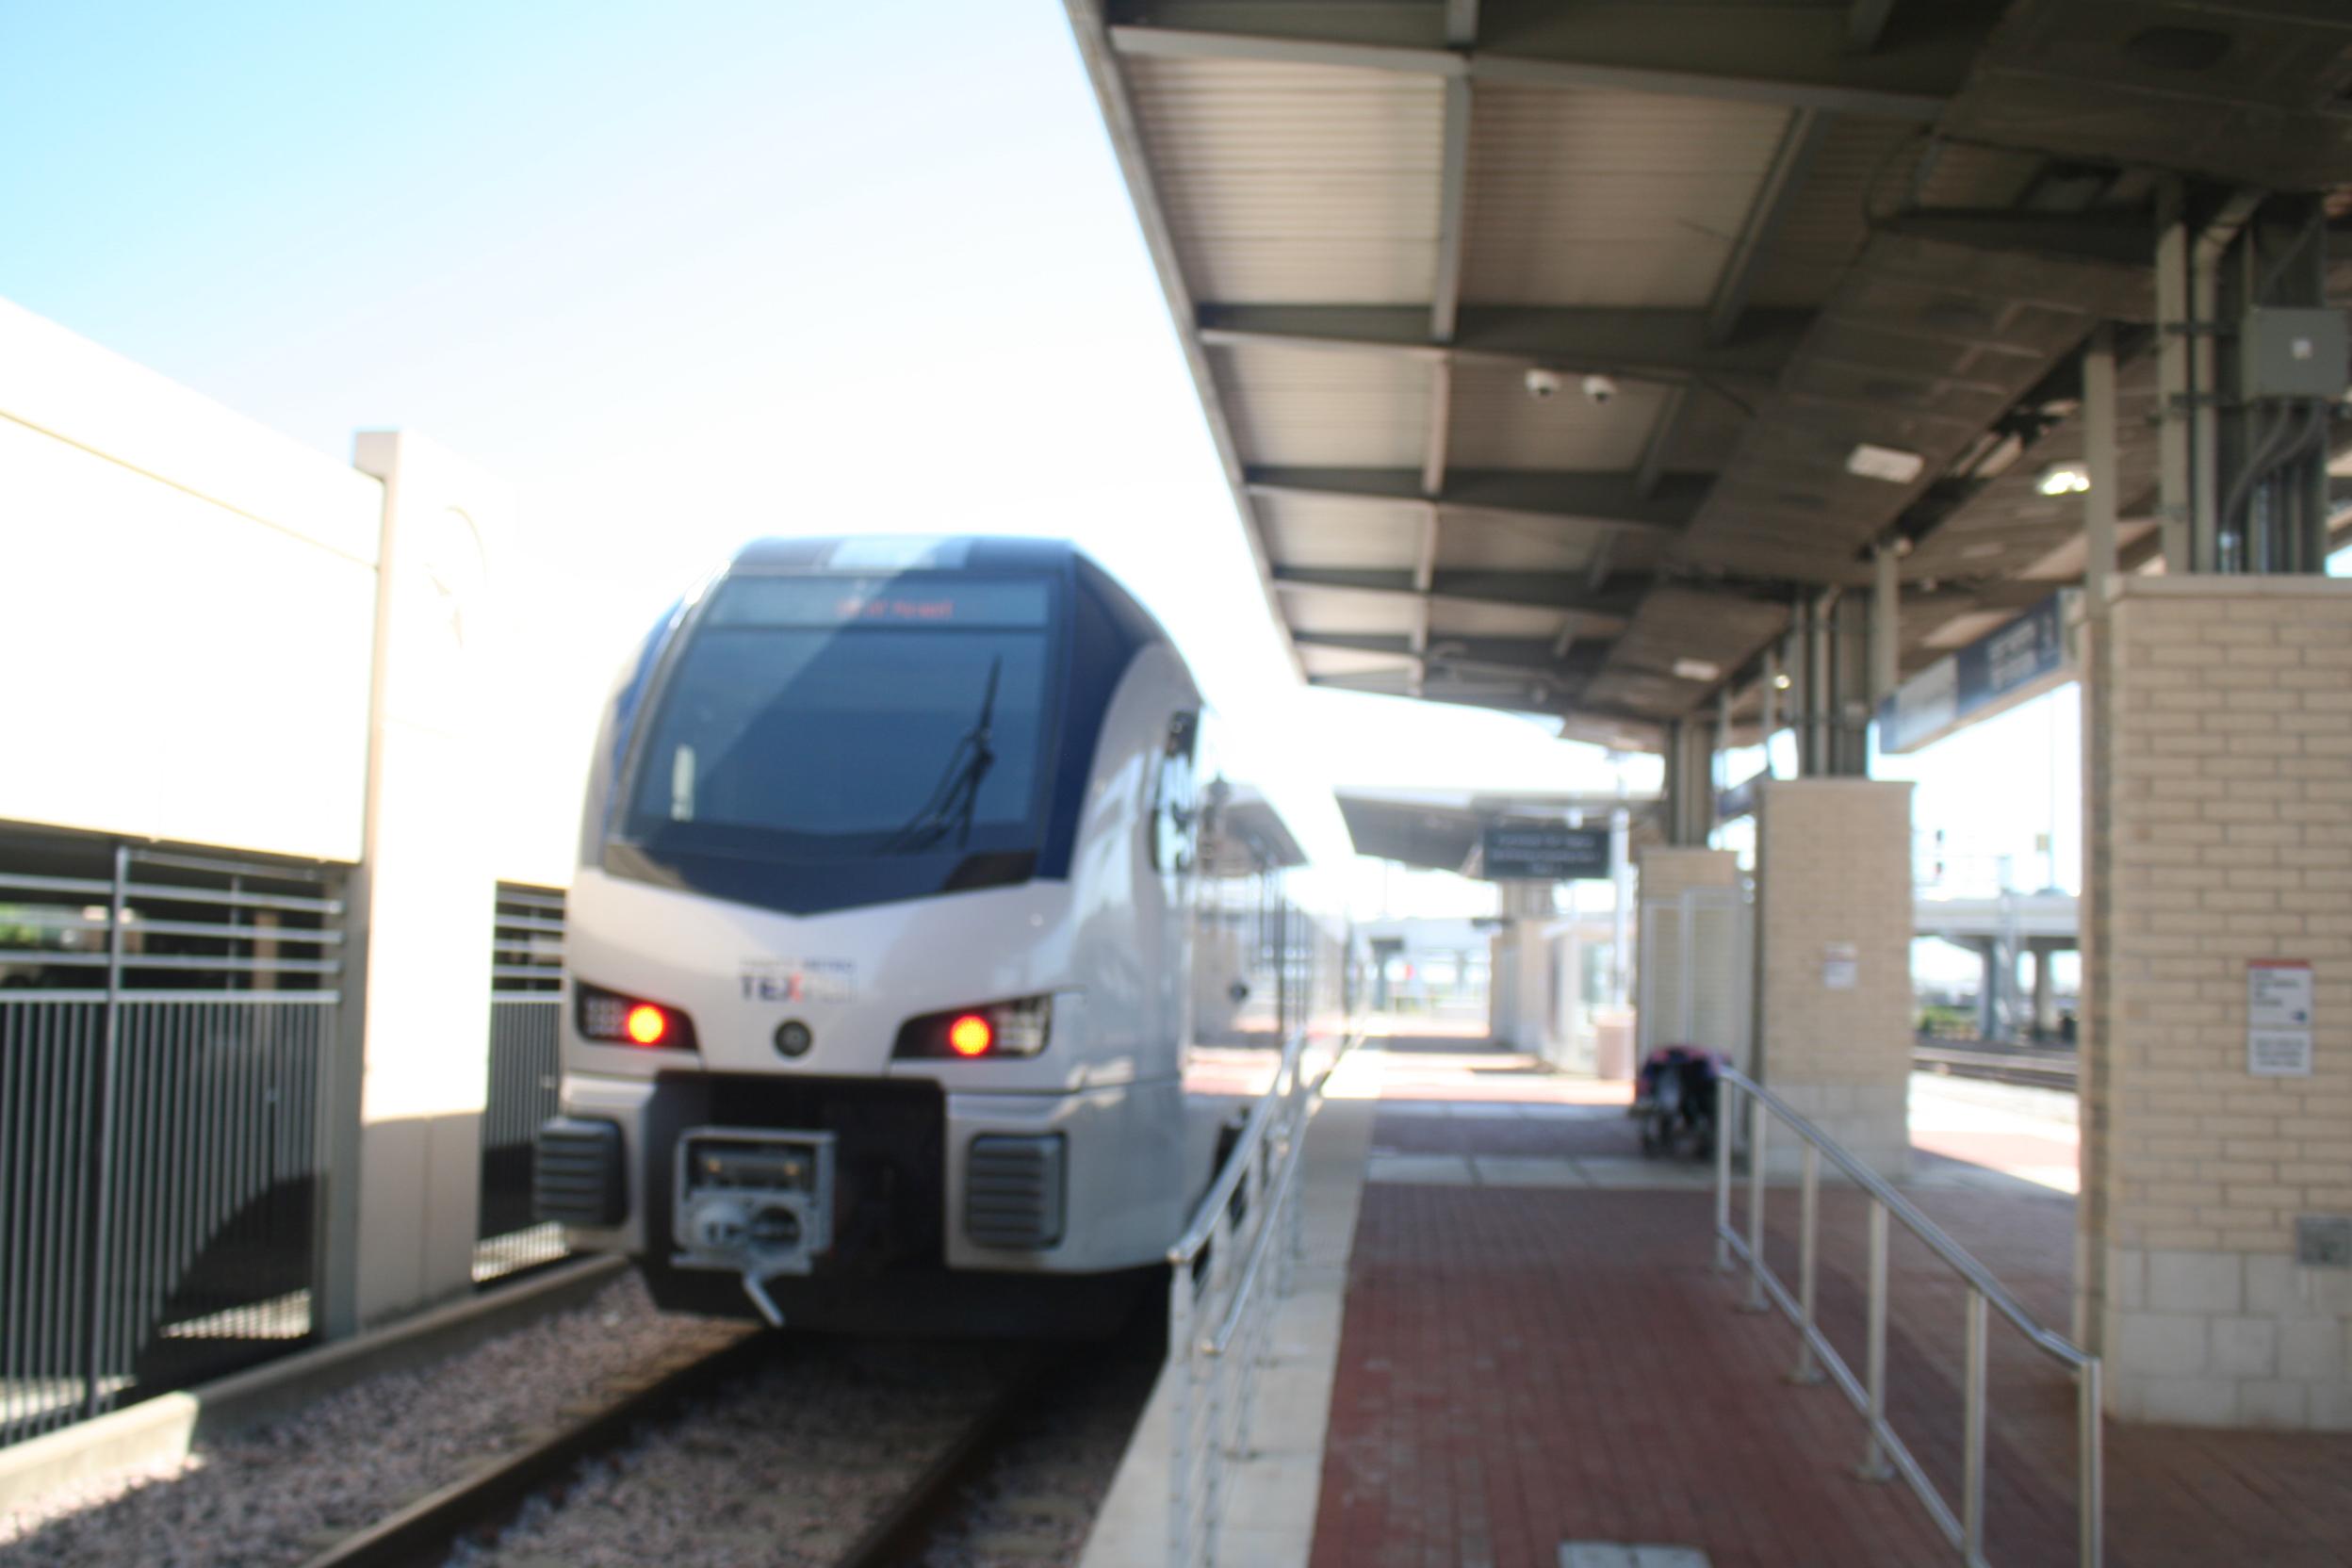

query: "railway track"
left=294, top=1331, right=1044, bottom=1568
left=1913, top=1042, right=2079, bottom=1091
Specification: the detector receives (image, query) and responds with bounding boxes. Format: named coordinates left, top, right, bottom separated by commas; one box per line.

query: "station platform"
left=1087, top=1033, right=2352, bottom=1568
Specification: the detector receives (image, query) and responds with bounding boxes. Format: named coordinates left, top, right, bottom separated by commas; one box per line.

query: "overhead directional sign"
left=1479, top=825, right=1610, bottom=881
left=1878, top=592, right=2076, bottom=755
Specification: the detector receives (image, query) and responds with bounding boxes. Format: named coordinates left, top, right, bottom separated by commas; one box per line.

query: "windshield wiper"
left=879, top=656, right=1001, bottom=855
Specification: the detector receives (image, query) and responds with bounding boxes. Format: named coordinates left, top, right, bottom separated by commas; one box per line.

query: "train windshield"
left=622, top=575, right=1055, bottom=858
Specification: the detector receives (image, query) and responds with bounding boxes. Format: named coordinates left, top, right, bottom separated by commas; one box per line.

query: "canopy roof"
left=1066, top=0, right=2352, bottom=748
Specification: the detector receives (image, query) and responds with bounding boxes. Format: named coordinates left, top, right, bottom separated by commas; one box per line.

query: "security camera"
left=1582, top=374, right=1618, bottom=405
left=1524, top=368, right=1563, bottom=400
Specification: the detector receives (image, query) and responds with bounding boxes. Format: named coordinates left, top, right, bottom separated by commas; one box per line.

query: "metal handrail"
left=1713, top=1066, right=2101, bottom=1568
left=1162, top=1028, right=1361, bottom=1568
left=1168, top=1043, right=1300, bottom=1267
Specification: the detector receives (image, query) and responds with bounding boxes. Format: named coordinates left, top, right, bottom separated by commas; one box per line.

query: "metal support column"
left=1609, top=804, right=1631, bottom=1007
left=1804, top=599, right=1823, bottom=776
left=1869, top=544, right=1899, bottom=710
left=1825, top=590, right=1871, bottom=777
left=2154, top=182, right=2194, bottom=573
left=1664, top=718, right=1715, bottom=846
left=2082, top=324, right=2118, bottom=604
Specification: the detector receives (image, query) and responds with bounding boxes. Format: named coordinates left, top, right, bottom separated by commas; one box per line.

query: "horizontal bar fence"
left=1712, top=1066, right=2102, bottom=1568
left=474, top=885, right=568, bottom=1285
left=1, top=836, right=341, bottom=1450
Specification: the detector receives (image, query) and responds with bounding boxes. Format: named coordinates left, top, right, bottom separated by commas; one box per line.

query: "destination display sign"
left=1479, top=825, right=1610, bottom=881
left=1879, top=592, right=2074, bottom=755
left=709, top=577, right=1052, bottom=629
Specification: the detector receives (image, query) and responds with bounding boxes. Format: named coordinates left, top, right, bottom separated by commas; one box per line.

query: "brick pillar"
left=2082, top=578, right=2352, bottom=1428
left=1754, top=779, right=1914, bottom=1178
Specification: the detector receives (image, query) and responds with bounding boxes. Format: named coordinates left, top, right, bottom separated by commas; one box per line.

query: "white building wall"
left=0, top=300, right=381, bottom=861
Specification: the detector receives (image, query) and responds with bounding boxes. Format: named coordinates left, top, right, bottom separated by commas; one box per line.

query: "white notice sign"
left=2248, top=960, right=2314, bottom=1077
left=1822, top=942, right=1858, bottom=991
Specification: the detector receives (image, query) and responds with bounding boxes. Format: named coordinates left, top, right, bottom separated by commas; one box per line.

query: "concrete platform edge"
left=1078, top=1092, right=1375, bottom=1568
left=0, top=1254, right=628, bottom=1513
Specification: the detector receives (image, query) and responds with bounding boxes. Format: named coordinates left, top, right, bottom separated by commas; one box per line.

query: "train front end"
left=535, top=537, right=1197, bottom=1332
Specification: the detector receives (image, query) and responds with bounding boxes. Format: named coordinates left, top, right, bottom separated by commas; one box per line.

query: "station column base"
left=2081, top=578, right=2352, bottom=1428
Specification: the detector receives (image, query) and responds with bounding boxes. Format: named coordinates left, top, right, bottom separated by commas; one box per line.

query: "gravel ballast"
left=456, top=1339, right=1022, bottom=1568
left=0, top=1274, right=740, bottom=1568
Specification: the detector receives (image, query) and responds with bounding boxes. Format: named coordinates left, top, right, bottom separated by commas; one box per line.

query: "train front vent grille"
left=534, top=1118, right=626, bottom=1228
left=965, top=1135, right=1065, bottom=1250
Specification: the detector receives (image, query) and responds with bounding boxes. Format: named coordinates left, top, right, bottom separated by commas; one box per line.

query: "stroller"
left=1633, top=1045, right=1722, bottom=1159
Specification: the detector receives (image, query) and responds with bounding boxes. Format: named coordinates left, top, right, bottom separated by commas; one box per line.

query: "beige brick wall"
left=1755, top=779, right=1915, bottom=1176
left=2083, top=578, right=2352, bottom=1428
left=1635, top=845, right=1740, bottom=904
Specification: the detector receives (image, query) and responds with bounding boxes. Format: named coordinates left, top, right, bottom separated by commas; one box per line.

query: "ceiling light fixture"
left=1846, top=443, right=1925, bottom=484
left=1672, top=658, right=1721, bottom=682
left=2035, top=463, right=2091, bottom=497
left=1772, top=673, right=1793, bottom=691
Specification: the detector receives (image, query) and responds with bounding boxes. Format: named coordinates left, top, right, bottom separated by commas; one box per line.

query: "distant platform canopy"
left=1336, top=786, right=1652, bottom=874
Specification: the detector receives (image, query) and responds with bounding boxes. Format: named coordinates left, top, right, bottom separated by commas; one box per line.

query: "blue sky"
left=4, top=0, right=2217, bottom=917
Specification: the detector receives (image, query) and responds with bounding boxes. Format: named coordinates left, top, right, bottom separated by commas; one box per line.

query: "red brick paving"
left=1314, top=1104, right=2352, bottom=1568
left=1370, top=1104, right=1642, bottom=1160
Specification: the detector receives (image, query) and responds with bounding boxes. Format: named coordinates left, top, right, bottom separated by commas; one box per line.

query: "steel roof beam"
left=1200, top=304, right=1808, bottom=383
left=1850, top=0, right=1900, bottom=52
left=1879, top=208, right=2160, bottom=270
left=1419, top=0, right=1475, bottom=699
left=1246, top=466, right=1706, bottom=533
left=1637, top=105, right=1833, bottom=499
left=1295, top=631, right=1608, bottom=681
left=1103, top=3, right=1983, bottom=121
left=1272, top=567, right=1645, bottom=619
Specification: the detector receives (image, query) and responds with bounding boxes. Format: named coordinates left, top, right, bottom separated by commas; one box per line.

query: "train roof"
left=728, top=534, right=1081, bottom=576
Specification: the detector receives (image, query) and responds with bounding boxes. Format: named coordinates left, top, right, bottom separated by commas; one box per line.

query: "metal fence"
left=473, top=884, right=567, bottom=1285
left=1713, top=1066, right=2102, bottom=1566
left=1163, top=1029, right=1357, bottom=1568
left=1, top=838, right=340, bottom=1449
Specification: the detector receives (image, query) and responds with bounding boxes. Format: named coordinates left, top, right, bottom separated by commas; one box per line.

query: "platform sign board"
left=1716, top=770, right=1766, bottom=824
left=1479, top=825, right=1610, bottom=881
left=2248, top=959, right=2314, bottom=1077
left=1878, top=592, right=2074, bottom=755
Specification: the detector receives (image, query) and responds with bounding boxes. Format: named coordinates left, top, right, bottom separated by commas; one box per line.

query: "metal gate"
left=473, top=884, right=567, bottom=1284
left=1, top=834, right=341, bottom=1448
left=1637, top=885, right=1754, bottom=1070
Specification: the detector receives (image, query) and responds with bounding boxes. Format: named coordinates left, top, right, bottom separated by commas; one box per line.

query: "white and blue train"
left=536, top=536, right=1356, bottom=1332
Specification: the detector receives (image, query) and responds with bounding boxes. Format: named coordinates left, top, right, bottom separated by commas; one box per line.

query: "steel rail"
left=294, top=1331, right=767, bottom=1568
left=1914, top=1043, right=2079, bottom=1090
left=1714, top=1066, right=2101, bottom=1566
left=828, top=1353, right=1049, bottom=1568
left=291, top=1333, right=1043, bottom=1568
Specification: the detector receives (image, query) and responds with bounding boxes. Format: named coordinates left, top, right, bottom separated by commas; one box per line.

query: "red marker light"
left=624, top=1004, right=670, bottom=1047
left=947, top=1014, right=993, bottom=1057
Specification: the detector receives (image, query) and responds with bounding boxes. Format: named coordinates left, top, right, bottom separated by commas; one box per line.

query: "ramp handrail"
left=1162, top=1030, right=1359, bottom=1568
left=1713, top=1066, right=2101, bottom=1567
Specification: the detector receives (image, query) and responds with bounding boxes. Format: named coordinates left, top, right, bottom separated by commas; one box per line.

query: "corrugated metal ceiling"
left=1070, top=0, right=2352, bottom=745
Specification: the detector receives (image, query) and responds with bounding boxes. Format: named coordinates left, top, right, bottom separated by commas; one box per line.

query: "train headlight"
left=894, top=995, right=1052, bottom=1060
left=576, top=981, right=699, bottom=1052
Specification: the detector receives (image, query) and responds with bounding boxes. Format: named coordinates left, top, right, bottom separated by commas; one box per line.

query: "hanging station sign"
left=1877, top=592, right=2076, bottom=755
left=1478, top=825, right=1611, bottom=882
